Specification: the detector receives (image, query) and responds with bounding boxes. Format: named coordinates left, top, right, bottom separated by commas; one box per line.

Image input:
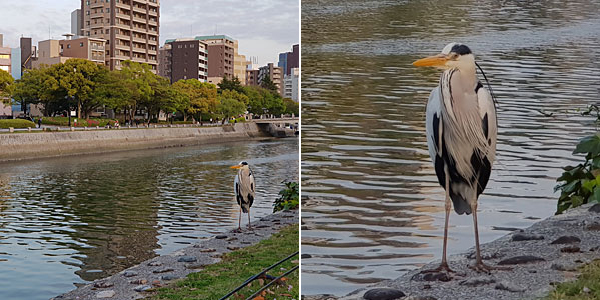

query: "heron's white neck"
left=446, top=54, right=477, bottom=89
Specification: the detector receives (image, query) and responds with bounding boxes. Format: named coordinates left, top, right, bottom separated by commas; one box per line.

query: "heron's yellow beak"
left=230, top=165, right=242, bottom=169
left=413, top=54, right=449, bottom=67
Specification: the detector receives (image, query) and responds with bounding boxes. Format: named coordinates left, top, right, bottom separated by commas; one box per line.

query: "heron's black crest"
left=451, top=44, right=472, bottom=55
left=241, top=161, right=248, bottom=165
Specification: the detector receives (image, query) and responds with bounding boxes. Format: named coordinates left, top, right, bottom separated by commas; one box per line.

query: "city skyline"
left=0, top=0, right=299, bottom=66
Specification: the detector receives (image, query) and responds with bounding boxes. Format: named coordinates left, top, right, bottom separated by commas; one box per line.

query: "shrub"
left=555, top=133, right=600, bottom=214
left=273, top=181, right=299, bottom=212
left=0, top=119, right=36, bottom=129
left=42, top=116, right=116, bottom=127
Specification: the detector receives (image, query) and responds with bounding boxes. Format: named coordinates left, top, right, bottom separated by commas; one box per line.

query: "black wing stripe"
left=432, top=113, right=440, bottom=153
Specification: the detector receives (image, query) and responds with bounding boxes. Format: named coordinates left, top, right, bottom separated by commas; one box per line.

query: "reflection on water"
left=301, top=0, right=600, bottom=296
left=0, top=139, right=298, bottom=300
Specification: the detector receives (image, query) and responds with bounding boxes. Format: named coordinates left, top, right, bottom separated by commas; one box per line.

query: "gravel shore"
left=306, top=203, right=600, bottom=300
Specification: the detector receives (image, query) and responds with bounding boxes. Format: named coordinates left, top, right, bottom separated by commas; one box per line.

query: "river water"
left=301, top=0, right=600, bottom=296
left=0, top=138, right=298, bottom=299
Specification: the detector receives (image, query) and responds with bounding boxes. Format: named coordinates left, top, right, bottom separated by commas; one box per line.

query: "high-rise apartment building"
left=278, top=44, right=299, bottom=76
left=232, top=40, right=247, bottom=84
left=0, top=35, right=11, bottom=74
left=71, top=9, right=82, bottom=38
left=81, top=0, right=160, bottom=72
left=160, top=39, right=208, bottom=83
left=284, top=67, right=299, bottom=102
left=32, top=36, right=106, bottom=69
left=246, top=69, right=259, bottom=86
left=195, top=35, right=236, bottom=84
left=258, top=63, right=283, bottom=96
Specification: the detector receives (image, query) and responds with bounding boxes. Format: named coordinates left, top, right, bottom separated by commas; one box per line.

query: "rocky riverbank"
left=306, top=203, right=600, bottom=300
left=53, top=209, right=298, bottom=300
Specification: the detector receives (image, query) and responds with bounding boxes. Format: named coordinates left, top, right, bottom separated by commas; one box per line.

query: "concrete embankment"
left=0, top=123, right=272, bottom=162
left=53, top=209, right=298, bottom=300
left=309, top=203, right=600, bottom=300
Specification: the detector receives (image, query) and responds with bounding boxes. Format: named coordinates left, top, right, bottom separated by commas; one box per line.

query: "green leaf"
left=562, top=180, right=580, bottom=194
left=591, top=187, right=600, bottom=203
left=571, top=195, right=584, bottom=207
left=582, top=179, right=597, bottom=192
left=593, top=156, right=600, bottom=169
left=574, top=133, right=600, bottom=156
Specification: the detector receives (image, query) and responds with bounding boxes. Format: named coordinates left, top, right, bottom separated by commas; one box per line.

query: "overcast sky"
left=0, top=0, right=299, bottom=66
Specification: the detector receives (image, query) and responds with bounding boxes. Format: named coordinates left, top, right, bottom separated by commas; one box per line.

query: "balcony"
left=132, top=35, right=146, bottom=43
left=90, top=12, right=104, bottom=18
left=90, top=23, right=104, bottom=29
left=147, top=49, right=157, bottom=55
left=132, top=5, right=146, bottom=13
left=115, top=1, right=130, bottom=9
left=91, top=44, right=105, bottom=50
left=132, top=46, right=147, bottom=54
left=114, top=21, right=130, bottom=29
left=115, top=33, right=131, bottom=41
left=116, top=11, right=130, bottom=19
left=114, top=43, right=130, bottom=50
left=148, top=19, right=157, bottom=26
left=148, top=9, right=158, bottom=16
left=90, top=1, right=104, bottom=8
left=132, top=15, right=147, bottom=23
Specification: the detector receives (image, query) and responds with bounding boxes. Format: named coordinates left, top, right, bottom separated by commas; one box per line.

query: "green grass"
left=152, top=224, right=299, bottom=300
left=547, top=259, right=600, bottom=299
left=0, top=119, right=36, bottom=129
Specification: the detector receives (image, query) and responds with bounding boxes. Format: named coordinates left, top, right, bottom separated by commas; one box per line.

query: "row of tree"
left=0, top=58, right=298, bottom=123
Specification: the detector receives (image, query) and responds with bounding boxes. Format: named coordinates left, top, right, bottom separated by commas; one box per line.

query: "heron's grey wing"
left=238, top=168, right=255, bottom=208
left=234, top=173, right=241, bottom=205
left=248, top=168, right=255, bottom=207
left=473, top=82, right=498, bottom=195
left=425, top=86, right=446, bottom=188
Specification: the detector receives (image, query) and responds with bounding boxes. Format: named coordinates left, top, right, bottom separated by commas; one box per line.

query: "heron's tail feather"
left=449, top=186, right=472, bottom=215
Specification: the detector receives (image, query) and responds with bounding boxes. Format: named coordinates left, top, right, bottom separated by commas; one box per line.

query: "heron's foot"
left=420, top=262, right=455, bottom=274
left=247, top=225, right=253, bottom=231
left=469, top=261, right=512, bottom=273
left=233, top=227, right=242, bottom=233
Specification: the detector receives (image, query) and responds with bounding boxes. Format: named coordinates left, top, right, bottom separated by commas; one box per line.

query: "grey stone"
left=459, top=276, right=496, bottom=286
left=301, top=254, right=312, bottom=259
left=498, top=255, right=545, bottom=265
left=589, top=203, right=600, bottom=213
left=404, top=297, right=437, bottom=300
left=551, top=263, right=577, bottom=271
left=177, top=256, right=197, bottom=263
left=133, top=285, right=152, bottom=292
left=586, top=223, right=600, bottom=231
left=123, top=271, right=138, bottom=277
left=413, top=272, right=451, bottom=282
left=511, top=233, right=544, bottom=241
left=148, top=261, right=163, bottom=266
left=363, top=288, right=405, bottom=300
left=161, top=275, right=179, bottom=281
left=495, top=281, right=525, bottom=292
left=153, top=268, right=174, bottom=274
left=215, top=235, right=227, bottom=239
left=561, top=246, right=581, bottom=253
left=96, top=290, right=116, bottom=298
left=93, top=281, right=114, bottom=288
left=551, top=236, right=581, bottom=244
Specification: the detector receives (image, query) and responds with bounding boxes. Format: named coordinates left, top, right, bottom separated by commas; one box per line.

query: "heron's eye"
left=449, top=53, right=459, bottom=60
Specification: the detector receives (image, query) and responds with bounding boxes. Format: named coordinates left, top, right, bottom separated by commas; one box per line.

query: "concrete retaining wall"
left=0, top=123, right=269, bottom=162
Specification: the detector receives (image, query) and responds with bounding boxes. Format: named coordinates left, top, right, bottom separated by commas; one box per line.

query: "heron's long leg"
left=469, top=201, right=511, bottom=272
left=420, top=169, right=453, bottom=274
left=238, top=205, right=242, bottom=231
left=247, top=207, right=252, bottom=229
left=441, top=175, right=452, bottom=270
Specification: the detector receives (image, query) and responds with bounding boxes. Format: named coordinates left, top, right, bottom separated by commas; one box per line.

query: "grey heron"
left=413, top=43, right=504, bottom=273
left=231, top=161, right=256, bottom=230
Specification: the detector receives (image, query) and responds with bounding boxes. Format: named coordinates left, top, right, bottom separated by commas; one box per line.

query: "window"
left=80, top=42, right=84, bottom=47
left=86, top=0, right=90, bottom=5
left=67, top=44, right=71, bottom=49
left=106, top=8, right=110, bottom=13
left=86, top=21, right=90, bottom=25
left=0, top=66, right=8, bottom=71
left=0, top=54, right=9, bottom=59
left=87, top=10, right=90, bottom=15
left=87, top=31, right=90, bottom=36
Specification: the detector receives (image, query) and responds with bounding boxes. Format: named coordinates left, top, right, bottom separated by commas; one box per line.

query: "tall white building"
left=284, top=67, right=299, bottom=102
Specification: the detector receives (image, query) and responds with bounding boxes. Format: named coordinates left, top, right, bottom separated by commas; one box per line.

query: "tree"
left=243, top=85, right=285, bottom=116
left=218, top=76, right=244, bottom=94
left=53, top=58, right=110, bottom=119
left=143, top=76, right=178, bottom=122
left=260, top=75, right=279, bottom=94
left=0, top=69, right=14, bottom=103
left=283, top=98, right=299, bottom=116
left=12, top=66, right=60, bottom=116
left=172, top=79, right=218, bottom=121
left=217, top=97, right=246, bottom=121
left=113, top=60, right=156, bottom=122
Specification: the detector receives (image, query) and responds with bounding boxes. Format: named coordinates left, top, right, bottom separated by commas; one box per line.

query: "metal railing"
left=219, top=251, right=299, bottom=300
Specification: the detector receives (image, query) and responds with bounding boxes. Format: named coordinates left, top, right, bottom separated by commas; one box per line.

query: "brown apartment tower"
left=81, top=0, right=160, bottom=72
left=195, top=35, right=235, bottom=84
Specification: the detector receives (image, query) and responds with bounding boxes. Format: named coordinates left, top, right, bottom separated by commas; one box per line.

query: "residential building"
left=157, top=43, right=171, bottom=79
left=246, top=69, right=259, bottom=86
left=81, top=0, right=160, bottom=72
left=277, top=52, right=287, bottom=76
left=71, top=9, right=82, bottom=38
left=0, top=36, right=10, bottom=74
left=258, top=63, right=283, bottom=96
left=232, top=40, right=247, bottom=84
left=32, top=36, right=106, bottom=68
left=0, top=34, right=11, bottom=118
left=162, top=39, right=208, bottom=83
left=284, top=67, right=299, bottom=102
left=195, top=35, right=236, bottom=84
left=20, top=37, right=34, bottom=70
left=278, top=44, right=299, bottom=76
